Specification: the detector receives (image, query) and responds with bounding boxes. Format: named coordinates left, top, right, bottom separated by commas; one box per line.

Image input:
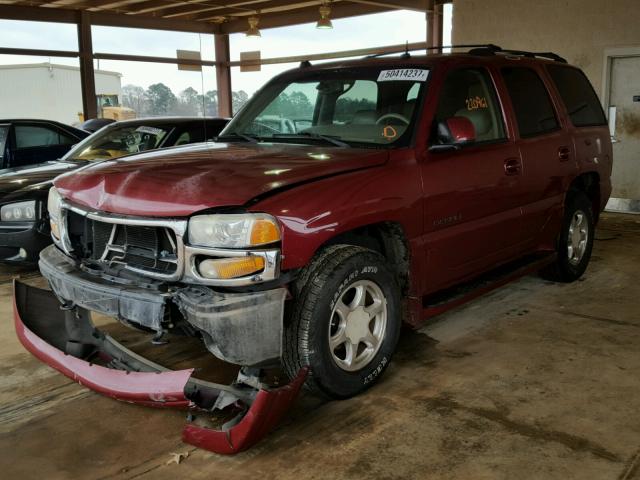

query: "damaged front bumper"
left=39, top=245, right=285, bottom=366
left=14, top=280, right=306, bottom=454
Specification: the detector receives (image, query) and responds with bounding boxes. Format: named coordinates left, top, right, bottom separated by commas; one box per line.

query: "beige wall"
left=451, top=0, right=640, bottom=97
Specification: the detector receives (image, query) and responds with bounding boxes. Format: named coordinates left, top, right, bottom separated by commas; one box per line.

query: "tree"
left=121, top=84, right=147, bottom=116
left=177, top=86, right=200, bottom=116
left=232, top=90, right=249, bottom=114
left=288, top=91, right=313, bottom=118
left=146, top=83, right=177, bottom=116
left=203, top=90, right=218, bottom=116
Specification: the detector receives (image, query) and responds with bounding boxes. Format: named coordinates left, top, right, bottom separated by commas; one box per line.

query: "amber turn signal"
left=50, top=220, right=60, bottom=240
left=250, top=219, right=280, bottom=246
left=198, top=256, right=265, bottom=280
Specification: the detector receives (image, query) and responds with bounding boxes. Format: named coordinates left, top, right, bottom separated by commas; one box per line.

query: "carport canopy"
left=0, top=0, right=447, bottom=118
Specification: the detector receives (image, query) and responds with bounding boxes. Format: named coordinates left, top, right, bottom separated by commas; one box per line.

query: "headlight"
left=48, top=187, right=63, bottom=219
left=0, top=201, right=36, bottom=221
left=47, top=187, right=63, bottom=239
left=188, top=213, right=281, bottom=249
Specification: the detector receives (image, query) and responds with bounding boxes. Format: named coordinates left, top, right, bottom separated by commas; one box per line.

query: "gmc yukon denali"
left=14, top=46, right=612, bottom=454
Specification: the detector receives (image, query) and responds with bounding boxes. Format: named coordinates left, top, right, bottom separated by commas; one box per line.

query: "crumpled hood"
left=0, top=161, right=79, bottom=204
left=54, top=142, right=388, bottom=216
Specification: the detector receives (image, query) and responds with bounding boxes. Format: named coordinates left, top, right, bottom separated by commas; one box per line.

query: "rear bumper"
left=13, top=280, right=307, bottom=453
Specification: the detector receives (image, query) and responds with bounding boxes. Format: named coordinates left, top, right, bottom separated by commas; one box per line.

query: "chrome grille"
left=65, top=209, right=180, bottom=276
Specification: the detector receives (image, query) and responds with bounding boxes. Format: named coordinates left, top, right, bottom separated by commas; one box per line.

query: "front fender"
left=251, top=153, right=424, bottom=271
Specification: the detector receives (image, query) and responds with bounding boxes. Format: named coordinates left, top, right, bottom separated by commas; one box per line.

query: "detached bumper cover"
left=13, top=280, right=306, bottom=454
left=183, top=368, right=307, bottom=454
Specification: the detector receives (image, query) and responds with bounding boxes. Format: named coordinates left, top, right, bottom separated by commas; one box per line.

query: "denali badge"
left=433, top=213, right=462, bottom=226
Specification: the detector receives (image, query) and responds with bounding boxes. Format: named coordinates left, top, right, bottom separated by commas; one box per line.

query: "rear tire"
left=542, top=191, right=594, bottom=282
left=283, top=245, right=401, bottom=399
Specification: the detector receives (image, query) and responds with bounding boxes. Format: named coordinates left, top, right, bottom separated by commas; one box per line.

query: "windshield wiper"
left=217, top=132, right=261, bottom=144
left=273, top=132, right=350, bottom=148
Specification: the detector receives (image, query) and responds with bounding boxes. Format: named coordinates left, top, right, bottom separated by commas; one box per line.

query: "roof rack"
left=365, top=43, right=567, bottom=63
left=469, top=45, right=567, bottom=63
left=366, top=44, right=501, bottom=59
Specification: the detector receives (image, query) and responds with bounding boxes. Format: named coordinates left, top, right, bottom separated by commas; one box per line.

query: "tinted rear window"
left=502, top=67, right=559, bottom=138
left=547, top=65, right=606, bottom=127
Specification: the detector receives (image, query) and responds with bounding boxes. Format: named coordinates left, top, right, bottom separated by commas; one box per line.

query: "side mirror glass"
left=429, top=116, right=476, bottom=152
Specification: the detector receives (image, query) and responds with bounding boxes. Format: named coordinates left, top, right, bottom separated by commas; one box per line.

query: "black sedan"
left=0, top=116, right=229, bottom=264
left=0, top=119, right=89, bottom=169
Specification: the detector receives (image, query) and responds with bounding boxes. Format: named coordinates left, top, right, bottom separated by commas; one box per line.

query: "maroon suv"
left=14, top=45, right=612, bottom=454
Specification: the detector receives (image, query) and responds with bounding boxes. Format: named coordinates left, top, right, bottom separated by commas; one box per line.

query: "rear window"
left=502, top=67, right=559, bottom=138
left=547, top=65, right=607, bottom=127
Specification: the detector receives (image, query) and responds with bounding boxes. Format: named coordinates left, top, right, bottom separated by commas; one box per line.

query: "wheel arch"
left=317, top=221, right=411, bottom=297
left=568, top=171, right=601, bottom=222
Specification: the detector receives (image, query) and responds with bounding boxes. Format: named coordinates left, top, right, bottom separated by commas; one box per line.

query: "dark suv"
left=14, top=46, right=612, bottom=454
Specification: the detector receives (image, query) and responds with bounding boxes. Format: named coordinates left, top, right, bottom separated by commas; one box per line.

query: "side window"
left=407, top=83, right=420, bottom=101
left=434, top=68, right=506, bottom=143
left=502, top=67, right=559, bottom=137
left=175, top=131, right=192, bottom=146
left=547, top=65, right=607, bottom=127
left=14, top=125, right=74, bottom=149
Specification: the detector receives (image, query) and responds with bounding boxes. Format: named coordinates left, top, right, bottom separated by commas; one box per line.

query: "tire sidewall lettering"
left=328, top=266, right=379, bottom=311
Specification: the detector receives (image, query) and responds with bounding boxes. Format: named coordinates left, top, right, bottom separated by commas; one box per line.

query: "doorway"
left=603, top=47, right=640, bottom=213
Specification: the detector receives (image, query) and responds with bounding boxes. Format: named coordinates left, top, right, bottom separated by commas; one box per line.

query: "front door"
left=422, top=66, right=523, bottom=292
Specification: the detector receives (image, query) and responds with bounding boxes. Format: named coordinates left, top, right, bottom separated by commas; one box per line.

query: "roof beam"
left=192, top=0, right=322, bottom=21
left=0, top=4, right=80, bottom=23
left=126, top=0, right=325, bottom=20
left=0, top=4, right=219, bottom=32
left=348, top=0, right=427, bottom=12
left=219, top=2, right=390, bottom=32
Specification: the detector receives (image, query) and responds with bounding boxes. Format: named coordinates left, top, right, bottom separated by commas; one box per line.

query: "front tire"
left=542, top=191, right=595, bottom=282
left=283, top=245, right=401, bottom=399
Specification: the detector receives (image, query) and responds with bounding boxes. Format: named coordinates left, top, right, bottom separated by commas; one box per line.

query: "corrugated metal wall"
left=0, top=64, right=121, bottom=125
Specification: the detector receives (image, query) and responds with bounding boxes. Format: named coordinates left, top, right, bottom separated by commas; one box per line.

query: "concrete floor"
left=1, top=212, right=639, bottom=480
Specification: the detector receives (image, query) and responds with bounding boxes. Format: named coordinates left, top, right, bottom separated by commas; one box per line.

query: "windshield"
left=220, top=67, right=429, bottom=147
left=63, top=124, right=171, bottom=162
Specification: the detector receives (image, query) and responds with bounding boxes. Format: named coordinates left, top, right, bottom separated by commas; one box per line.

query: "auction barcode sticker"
left=377, top=69, right=429, bottom=82
left=136, top=126, right=164, bottom=136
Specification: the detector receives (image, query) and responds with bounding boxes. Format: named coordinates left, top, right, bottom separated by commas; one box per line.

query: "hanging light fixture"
left=316, top=2, right=333, bottom=29
left=246, top=15, right=261, bottom=37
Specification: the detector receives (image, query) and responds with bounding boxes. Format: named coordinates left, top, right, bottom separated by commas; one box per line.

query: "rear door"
left=546, top=64, right=610, bottom=207
left=422, top=66, right=524, bottom=291
left=500, top=65, right=577, bottom=249
left=11, top=122, right=77, bottom=167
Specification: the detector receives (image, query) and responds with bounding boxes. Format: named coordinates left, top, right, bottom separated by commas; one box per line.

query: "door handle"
left=504, top=158, right=521, bottom=176
left=558, top=146, right=571, bottom=161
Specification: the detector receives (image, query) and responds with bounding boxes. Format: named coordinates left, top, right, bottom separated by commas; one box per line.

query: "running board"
left=422, top=253, right=556, bottom=318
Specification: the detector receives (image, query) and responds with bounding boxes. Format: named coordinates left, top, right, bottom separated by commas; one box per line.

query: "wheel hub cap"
left=567, top=210, right=589, bottom=266
left=345, top=307, right=371, bottom=344
left=328, top=280, right=387, bottom=372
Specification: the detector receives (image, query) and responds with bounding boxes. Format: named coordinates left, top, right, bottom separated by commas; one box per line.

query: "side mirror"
left=429, top=116, right=476, bottom=152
